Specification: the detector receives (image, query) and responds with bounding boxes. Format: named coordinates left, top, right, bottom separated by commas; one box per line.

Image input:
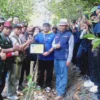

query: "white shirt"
left=10, top=32, right=22, bottom=46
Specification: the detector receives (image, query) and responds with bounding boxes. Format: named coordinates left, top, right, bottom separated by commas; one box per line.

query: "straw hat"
left=58, top=18, right=68, bottom=26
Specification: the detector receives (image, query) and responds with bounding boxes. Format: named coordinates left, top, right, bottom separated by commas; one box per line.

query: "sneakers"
left=45, top=87, right=51, bottom=93
left=83, top=80, right=98, bottom=93
left=84, top=80, right=94, bottom=87
left=89, top=86, right=98, bottom=93
left=7, top=95, right=19, bottom=100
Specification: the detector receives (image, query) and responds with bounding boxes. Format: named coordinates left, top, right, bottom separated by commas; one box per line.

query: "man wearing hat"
left=0, top=21, right=20, bottom=100
left=8, top=23, right=32, bottom=99
left=52, top=19, right=74, bottom=99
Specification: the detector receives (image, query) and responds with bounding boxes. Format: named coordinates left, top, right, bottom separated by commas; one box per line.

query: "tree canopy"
left=45, top=0, right=100, bottom=24
left=0, top=0, right=34, bottom=21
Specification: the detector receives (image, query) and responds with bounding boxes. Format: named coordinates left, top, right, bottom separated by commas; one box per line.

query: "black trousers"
left=77, top=46, right=88, bottom=75
left=37, top=60, right=54, bottom=88
left=90, top=48, right=100, bottom=100
left=0, top=63, right=11, bottom=100
left=90, top=49, right=100, bottom=85
left=0, top=70, right=7, bottom=100
left=72, top=43, right=80, bottom=65
left=19, top=55, right=37, bottom=86
left=97, top=87, right=100, bottom=100
left=19, top=57, right=30, bottom=86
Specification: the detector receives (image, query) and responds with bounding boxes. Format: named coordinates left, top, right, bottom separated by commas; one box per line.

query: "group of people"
left=0, top=16, right=73, bottom=100
left=0, top=5, right=100, bottom=100
left=71, top=5, right=100, bottom=100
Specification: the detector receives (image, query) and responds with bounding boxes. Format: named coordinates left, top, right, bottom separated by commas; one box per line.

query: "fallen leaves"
left=74, top=84, right=82, bottom=100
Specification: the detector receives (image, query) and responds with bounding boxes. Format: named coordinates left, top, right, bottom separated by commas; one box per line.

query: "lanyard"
left=43, top=33, right=48, bottom=43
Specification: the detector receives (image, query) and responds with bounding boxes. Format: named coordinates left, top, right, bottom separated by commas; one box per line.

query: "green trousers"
left=8, top=62, right=22, bottom=96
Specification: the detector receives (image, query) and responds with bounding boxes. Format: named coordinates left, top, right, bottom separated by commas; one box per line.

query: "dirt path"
left=4, top=63, right=98, bottom=100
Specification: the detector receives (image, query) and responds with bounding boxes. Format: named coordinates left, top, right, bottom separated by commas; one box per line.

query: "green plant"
left=83, top=33, right=100, bottom=49
left=23, top=75, right=37, bottom=100
left=0, top=0, right=34, bottom=21
left=23, top=58, right=39, bottom=100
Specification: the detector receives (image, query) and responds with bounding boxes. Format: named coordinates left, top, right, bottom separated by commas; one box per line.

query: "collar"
left=43, top=31, right=51, bottom=34
left=13, top=31, right=19, bottom=38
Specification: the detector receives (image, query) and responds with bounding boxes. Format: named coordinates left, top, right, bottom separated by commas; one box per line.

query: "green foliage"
left=83, top=34, right=100, bottom=49
left=23, top=75, right=37, bottom=100
left=83, top=33, right=96, bottom=40
left=92, top=39, right=100, bottom=49
left=0, top=0, right=34, bottom=21
left=45, top=0, right=100, bottom=24
left=91, top=6, right=98, bottom=13
left=26, top=75, right=36, bottom=89
left=46, top=0, right=83, bottom=20
left=23, top=87, right=29, bottom=92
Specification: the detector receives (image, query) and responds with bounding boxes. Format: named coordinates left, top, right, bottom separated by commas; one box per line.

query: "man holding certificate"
left=34, top=23, right=55, bottom=92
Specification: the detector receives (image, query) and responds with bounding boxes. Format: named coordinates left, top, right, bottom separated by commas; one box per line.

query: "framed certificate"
left=30, top=44, right=44, bottom=54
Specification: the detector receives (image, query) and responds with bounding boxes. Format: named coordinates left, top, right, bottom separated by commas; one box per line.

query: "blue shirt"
left=35, top=32, right=55, bottom=60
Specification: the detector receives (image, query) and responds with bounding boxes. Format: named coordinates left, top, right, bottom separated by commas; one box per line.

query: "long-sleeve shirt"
left=67, top=35, right=74, bottom=62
